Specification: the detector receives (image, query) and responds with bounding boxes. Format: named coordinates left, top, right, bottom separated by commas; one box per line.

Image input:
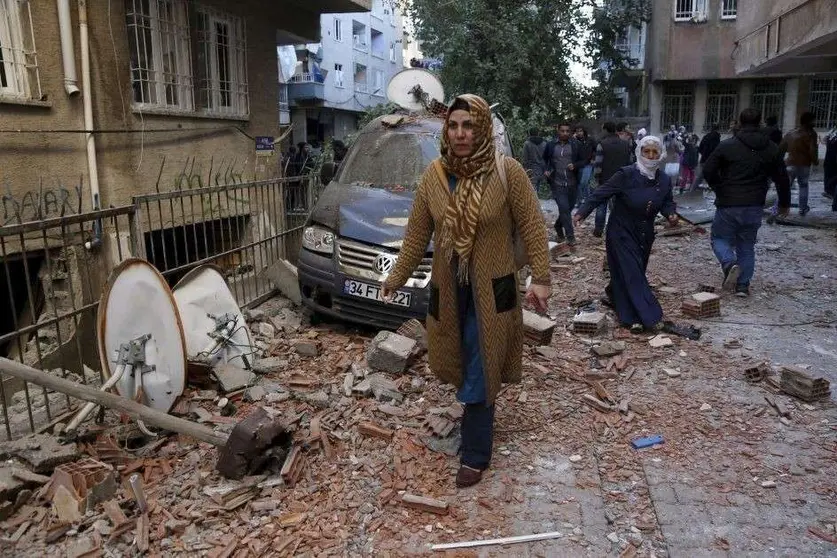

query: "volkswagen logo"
left=374, top=253, right=396, bottom=274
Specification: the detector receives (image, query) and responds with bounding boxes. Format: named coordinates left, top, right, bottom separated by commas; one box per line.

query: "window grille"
left=194, top=6, right=248, bottom=118
left=126, top=0, right=192, bottom=110
left=674, top=0, right=706, bottom=21
left=705, top=82, right=738, bottom=131
left=809, top=79, right=837, bottom=129
left=721, top=0, right=737, bottom=19
left=751, top=81, right=785, bottom=126
left=0, top=0, right=42, bottom=101
left=661, top=83, right=695, bottom=129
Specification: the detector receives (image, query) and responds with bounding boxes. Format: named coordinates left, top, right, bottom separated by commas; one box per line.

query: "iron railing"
left=0, top=206, right=138, bottom=440
left=0, top=173, right=323, bottom=440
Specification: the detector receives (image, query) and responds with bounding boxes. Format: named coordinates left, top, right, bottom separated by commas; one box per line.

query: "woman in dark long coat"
left=574, top=135, right=678, bottom=333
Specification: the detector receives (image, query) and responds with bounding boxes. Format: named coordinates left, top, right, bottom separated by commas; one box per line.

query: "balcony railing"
left=289, top=72, right=325, bottom=84
left=353, top=35, right=368, bottom=51
left=355, top=82, right=368, bottom=93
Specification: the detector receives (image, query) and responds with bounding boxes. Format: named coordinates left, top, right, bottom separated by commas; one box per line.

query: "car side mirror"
left=320, top=162, right=336, bottom=186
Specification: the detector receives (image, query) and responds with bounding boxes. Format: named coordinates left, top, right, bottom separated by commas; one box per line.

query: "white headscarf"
left=635, top=135, right=665, bottom=180
left=637, top=128, right=647, bottom=140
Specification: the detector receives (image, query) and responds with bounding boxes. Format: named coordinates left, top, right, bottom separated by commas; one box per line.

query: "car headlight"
left=302, top=225, right=335, bottom=255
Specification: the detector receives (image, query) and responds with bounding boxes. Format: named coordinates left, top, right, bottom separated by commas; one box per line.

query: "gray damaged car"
left=297, top=112, right=514, bottom=330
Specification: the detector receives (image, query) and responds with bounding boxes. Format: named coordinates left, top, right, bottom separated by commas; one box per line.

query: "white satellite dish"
left=96, top=259, right=187, bottom=413
left=173, top=265, right=253, bottom=370
left=386, top=68, right=445, bottom=112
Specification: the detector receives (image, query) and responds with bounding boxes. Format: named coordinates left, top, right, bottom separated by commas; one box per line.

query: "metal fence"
left=132, top=175, right=317, bottom=310
left=0, top=172, right=322, bottom=440
left=0, top=206, right=138, bottom=440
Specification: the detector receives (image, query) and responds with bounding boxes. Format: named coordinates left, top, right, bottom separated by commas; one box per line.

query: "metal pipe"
left=78, top=0, right=102, bottom=232
left=64, top=364, right=127, bottom=433
left=57, top=0, right=80, bottom=96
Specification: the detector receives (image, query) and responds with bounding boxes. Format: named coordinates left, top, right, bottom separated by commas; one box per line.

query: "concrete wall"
left=0, top=0, right=304, bottom=229
left=648, top=0, right=739, bottom=81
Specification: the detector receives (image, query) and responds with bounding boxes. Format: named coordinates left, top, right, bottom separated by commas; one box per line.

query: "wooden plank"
left=0, top=358, right=227, bottom=447
left=401, top=493, right=449, bottom=515
left=431, top=530, right=565, bottom=550
left=136, top=513, right=149, bottom=553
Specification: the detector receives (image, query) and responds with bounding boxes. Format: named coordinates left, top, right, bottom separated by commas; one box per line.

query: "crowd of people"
left=371, top=93, right=837, bottom=489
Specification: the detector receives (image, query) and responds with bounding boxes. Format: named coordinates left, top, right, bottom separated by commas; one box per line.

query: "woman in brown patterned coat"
left=381, top=95, right=551, bottom=487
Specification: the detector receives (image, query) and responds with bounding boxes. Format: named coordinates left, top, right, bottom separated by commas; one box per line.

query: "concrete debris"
left=48, top=458, right=117, bottom=514
left=244, top=385, right=266, bottom=402
left=569, top=455, right=583, bottom=463
left=252, top=357, right=288, bottom=375
left=213, top=364, right=255, bottom=393
left=368, top=373, right=403, bottom=403
left=292, top=340, right=320, bottom=358
left=257, top=322, right=276, bottom=339
left=367, top=331, right=417, bottom=375
left=0, top=434, right=79, bottom=474
left=264, top=259, right=302, bottom=305
left=572, top=311, right=607, bottom=336
left=663, top=368, right=681, bottom=378
left=700, top=403, right=712, bottom=411
left=592, top=341, right=626, bottom=357
left=648, top=335, right=674, bottom=348
left=523, top=310, right=557, bottom=346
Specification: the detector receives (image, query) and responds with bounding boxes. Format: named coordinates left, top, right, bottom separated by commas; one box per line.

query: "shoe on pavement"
left=629, top=323, right=644, bottom=334
left=455, top=465, right=483, bottom=488
left=734, top=284, right=749, bottom=298
left=722, top=263, right=741, bottom=291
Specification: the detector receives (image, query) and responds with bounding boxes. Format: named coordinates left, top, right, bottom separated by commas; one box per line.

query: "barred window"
left=194, top=6, right=248, bottom=118
left=751, top=81, right=785, bottom=126
left=126, top=0, right=193, bottom=111
left=721, top=0, right=737, bottom=19
left=674, top=0, right=706, bottom=21
left=809, top=79, right=837, bottom=129
left=662, top=83, right=695, bottom=129
left=705, top=83, right=738, bottom=131
left=0, top=0, right=41, bottom=101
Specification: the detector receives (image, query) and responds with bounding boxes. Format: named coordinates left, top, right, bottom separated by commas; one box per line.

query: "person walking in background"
left=574, top=126, right=596, bottom=207
left=703, top=109, right=791, bottom=297
left=636, top=128, right=648, bottom=142
left=764, top=116, right=783, bottom=146
left=544, top=123, right=585, bottom=244
left=779, top=111, right=819, bottom=216
left=692, top=124, right=721, bottom=189
left=678, top=134, right=699, bottom=194
left=822, top=126, right=837, bottom=200
left=591, top=121, right=634, bottom=237
left=381, top=94, right=551, bottom=488
left=522, top=127, right=548, bottom=193
left=574, top=135, right=678, bottom=333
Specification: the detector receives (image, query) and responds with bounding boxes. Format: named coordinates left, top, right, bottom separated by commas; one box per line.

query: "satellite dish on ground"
left=173, top=265, right=253, bottom=370
left=96, top=259, right=187, bottom=413
left=386, top=68, right=445, bottom=112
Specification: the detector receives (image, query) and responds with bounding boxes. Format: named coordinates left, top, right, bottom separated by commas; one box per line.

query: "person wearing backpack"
left=702, top=109, right=791, bottom=298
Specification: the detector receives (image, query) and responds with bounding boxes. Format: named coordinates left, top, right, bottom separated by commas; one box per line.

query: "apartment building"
left=285, top=0, right=404, bottom=145
left=638, top=0, right=837, bottom=136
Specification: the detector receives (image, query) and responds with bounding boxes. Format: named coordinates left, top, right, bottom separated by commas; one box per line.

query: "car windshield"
left=336, top=130, right=440, bottom=192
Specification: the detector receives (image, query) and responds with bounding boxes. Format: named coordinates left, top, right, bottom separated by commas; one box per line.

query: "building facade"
left=285, top=0, right=404, bottom=145
left=638, top=0, right=837, bottom=137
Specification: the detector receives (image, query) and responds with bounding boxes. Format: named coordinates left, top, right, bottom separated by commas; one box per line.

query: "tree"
left=405, top=0, right=591, bottom=140
left=584, top=0, right=651, bottom=114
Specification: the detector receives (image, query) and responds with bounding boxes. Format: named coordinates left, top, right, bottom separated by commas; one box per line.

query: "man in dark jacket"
left=702, top=109, right=791, bottom=298
left=764, top=116, right=783, bottom=145
left=591, top=121, right=633, bottom=237
left=779, top=111, right=819, bottom=216
left=544, top=123, right=586, bottom=244
left=692, top=124, right=721, bottom=189
left=522, top=127, right=547, bottom=192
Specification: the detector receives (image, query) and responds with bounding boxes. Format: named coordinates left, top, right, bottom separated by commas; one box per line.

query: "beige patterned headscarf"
left=438, top=94, right=496, bottom=284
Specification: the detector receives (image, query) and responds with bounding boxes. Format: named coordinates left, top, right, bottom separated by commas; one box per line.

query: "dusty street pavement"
left=2, top=190, right=836, bottom=557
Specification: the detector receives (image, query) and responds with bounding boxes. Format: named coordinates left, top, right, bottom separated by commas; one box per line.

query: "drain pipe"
left=78, top=0, right=102, bottom=249
left=57, top=0, right=80, bottom=96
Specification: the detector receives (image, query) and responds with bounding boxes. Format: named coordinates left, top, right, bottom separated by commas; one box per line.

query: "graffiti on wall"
left=1, top=181, right=83, bottom=226
left=163, top=157, right=248, bottom=192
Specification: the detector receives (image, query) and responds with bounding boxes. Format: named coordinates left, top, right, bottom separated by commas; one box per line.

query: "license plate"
left=342, top=279, right=412, bottom=308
